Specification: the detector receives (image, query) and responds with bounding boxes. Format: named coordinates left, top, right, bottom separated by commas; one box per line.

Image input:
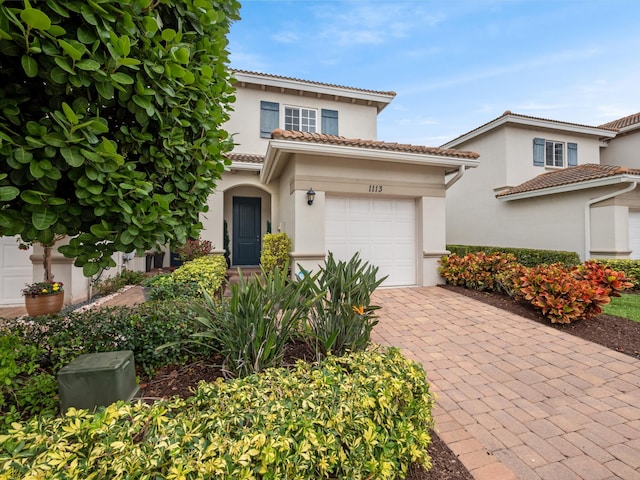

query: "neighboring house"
left=442, top=110, right=640, bottom=261
left=0, top=70, right=479, bottom=305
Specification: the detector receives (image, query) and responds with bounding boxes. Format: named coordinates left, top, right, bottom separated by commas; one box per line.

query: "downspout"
left=445, top=165, right=466, bottom=189
left=584, top=181, right=637, bottom=260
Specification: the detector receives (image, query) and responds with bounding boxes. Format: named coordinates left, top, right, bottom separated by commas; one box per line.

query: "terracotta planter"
left=25, top=292, right=64, bottom=316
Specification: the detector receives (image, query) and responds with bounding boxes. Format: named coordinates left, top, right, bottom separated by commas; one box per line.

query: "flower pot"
left=25, top=292, right=64, bottom=316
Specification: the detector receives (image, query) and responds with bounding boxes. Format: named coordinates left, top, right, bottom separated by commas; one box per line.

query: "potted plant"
left=22, top=280, right=65, bottom=317
left=19, top=237, right=66, bottom=316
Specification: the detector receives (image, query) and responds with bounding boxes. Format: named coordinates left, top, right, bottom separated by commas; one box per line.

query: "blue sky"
left=228, top=0, right=640, bottom=146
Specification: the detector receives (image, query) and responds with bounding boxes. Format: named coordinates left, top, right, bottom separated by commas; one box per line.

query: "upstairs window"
left=285, top=107, right=316, bottom=133
left=545, top=140, right=564, bottom=167
left=533, top=138, right=577, bottom=168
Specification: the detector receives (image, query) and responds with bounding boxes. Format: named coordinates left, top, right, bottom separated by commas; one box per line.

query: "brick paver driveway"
left=372, top=287, right=640, bottom=480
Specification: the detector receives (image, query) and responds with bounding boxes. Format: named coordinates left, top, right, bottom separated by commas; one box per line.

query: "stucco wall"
left=600, top=131, right=640, bottom=169
left=447, top=124, right=605, bottom=255
left=225, top=87, right=379, bottom=154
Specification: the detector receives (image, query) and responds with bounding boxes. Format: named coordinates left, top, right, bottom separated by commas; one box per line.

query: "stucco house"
left=442, top=111, right=640, bottom=261
left=0, top=70, right=479, bottom=305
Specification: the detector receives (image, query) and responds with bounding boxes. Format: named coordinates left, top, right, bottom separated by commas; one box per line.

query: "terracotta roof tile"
left=599, top=112, right=640, bottom=130
left=271, top=129, right=479, bottom=160
left=231, top=69, right=396, bottom=97
left=226, top=153, right=264, bottom=164
left=497, top=164, right=640, bottom=198
left=445, top=111, right=618, bottom=147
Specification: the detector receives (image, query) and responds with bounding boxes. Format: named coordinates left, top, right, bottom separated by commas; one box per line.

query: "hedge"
left=0, top=348, right=434, bottom=480
left=446, top=244, right=581, bottom=267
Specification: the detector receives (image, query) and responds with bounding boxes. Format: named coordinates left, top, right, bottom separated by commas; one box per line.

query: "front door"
left=232, top=197, right=261, bottom=265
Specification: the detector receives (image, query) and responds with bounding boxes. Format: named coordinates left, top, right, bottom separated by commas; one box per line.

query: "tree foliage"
left=0, top=0, right=240, bottom=276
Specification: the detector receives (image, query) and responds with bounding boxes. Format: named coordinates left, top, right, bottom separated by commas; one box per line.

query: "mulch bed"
left=136, top=286, right=639, bottom=479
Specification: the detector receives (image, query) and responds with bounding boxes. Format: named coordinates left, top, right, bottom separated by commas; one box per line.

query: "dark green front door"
left=232, top=197, right=261, bottom=265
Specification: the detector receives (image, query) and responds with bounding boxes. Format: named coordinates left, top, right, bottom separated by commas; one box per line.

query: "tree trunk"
left=43, top=244, right=53, bottom=282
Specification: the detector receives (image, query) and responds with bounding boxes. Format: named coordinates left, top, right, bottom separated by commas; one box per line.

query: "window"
left=285, top=106, right=316, bottom=133
left=533, top=138, right=578, bottom=168
left=545, top=141, right=564, bottom=167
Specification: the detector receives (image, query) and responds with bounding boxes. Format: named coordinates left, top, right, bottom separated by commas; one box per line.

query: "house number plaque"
left=368, top=185, right=383, bottom=193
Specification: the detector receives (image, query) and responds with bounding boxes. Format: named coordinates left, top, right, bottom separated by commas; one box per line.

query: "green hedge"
left=0, top=348, right=434, bottom=480
left=594, top=259, right=640, bottom=290
left=446, top=244, right=581, bottom=267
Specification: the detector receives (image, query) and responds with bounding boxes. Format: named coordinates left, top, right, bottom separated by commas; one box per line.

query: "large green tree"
left=0, top=0, right=240, bottom=278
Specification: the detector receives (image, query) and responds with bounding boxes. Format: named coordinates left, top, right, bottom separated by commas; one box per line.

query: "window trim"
left=533, top=137, right=577, bottom=168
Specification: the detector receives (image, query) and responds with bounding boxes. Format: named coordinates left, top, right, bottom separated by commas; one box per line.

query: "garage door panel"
left=326, top=196, right=416, bottom=286
left=630, top=211, right=640, bottom=260
left=1, top=236, right=33, bottom=304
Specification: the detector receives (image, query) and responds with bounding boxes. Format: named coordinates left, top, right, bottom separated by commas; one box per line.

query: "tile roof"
left=444, top=110, right=618, bottom=147
left=497, top=164, right=640, bottom=198
left=226, top=152, right=264, bottom=164
left=271, top=129, right=480, bottom=160
left=599, top=112, right=640, bottom=130
left=230, top=69, right=396, bottom=97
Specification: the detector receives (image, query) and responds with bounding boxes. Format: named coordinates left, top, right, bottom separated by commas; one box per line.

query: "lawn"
left=603, top=293, right=640, bottom=322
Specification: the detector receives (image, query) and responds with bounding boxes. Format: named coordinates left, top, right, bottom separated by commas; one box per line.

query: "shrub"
left=446, top=244, right=581, bottom=267
left=143, top=274, right=202, bottom=301
left=174, top=238, right=213, bottom=262
left=439, top=252, right=521, bottom=295
left=0, top=348, right=434, bottom=480
left=5, top=300, right=209, bottom=378
left=0, top=335, right=58, bottom=431
left=594, top=259, right=640, bottom=290
left=169, top=255, right=228, bottom=297
left=305, top=252, right=386, bottom=361
left=93, top=269, right=146, bottom=297
left=260, top=232, right=292, bottom=272
left=187, top=265, right=317, bottom=378
left=514, top=262, right=633, bottom=324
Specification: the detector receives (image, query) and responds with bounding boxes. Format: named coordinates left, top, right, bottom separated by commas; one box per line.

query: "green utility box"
left=57, top=350, right=139, bottom=413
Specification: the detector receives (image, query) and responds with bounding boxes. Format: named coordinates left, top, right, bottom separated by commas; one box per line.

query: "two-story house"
left=442, top=111, right=640, bottom=260
left=0, top=70, right=480, bottom=305
left=201, top=70, right=480, bottom=287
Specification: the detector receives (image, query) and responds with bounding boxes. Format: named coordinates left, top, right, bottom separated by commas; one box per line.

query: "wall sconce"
left=306, top=188, right=316, bottom=206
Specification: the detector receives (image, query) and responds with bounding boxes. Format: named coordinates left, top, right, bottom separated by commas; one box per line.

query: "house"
left=442, top=111, right=640, bottom=261
left=200, top=70, right=479, bottom=287
left=0, top=70, right=480, bottom=305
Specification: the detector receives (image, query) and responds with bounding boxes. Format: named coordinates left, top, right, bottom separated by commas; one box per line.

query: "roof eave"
left=444, top=114, right=618, bottom=149
left=232, top=71, right=395, bottom=112
left=498, top=174, right=640, bottom=201
left=262, top=140, right=479, bottom=184
left=229, top=161, right=262, bottom=172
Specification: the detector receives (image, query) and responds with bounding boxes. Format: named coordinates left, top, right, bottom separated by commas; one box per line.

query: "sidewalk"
left=372, top=287, right=640, bottom=480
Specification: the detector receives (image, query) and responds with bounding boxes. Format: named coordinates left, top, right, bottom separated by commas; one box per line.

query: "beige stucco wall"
left=447, top=124, right=606, bottom=256
left=225, top=87, right=379, bottom=154
left=600, top=131, right=640, bottom=169
left=265, top=152, right=451, bottom=285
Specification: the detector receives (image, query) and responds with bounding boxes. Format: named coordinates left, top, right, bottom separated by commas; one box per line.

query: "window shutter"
left=321, top=109, right=339, bottom=135
left=260, top=101, right=279, bottom=138
left=568, top=142, right=577, bottom=166
left=533, top=137, right=545, bottom=166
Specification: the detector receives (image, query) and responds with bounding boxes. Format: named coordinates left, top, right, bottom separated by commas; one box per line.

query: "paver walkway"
left=372, top=287, right=640, bottom=480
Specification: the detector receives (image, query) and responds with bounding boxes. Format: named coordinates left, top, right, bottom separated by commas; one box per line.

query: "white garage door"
left=326, top=196, right=416, bottom=287
left=630, top=211, right=640, bottom=260
left=0, top=236, right=33, bottom=305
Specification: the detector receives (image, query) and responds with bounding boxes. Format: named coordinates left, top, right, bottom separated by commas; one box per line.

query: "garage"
left=630, top=210, right=640, bottom=260
left=0, top=236, right=33, bottom=305
left=325, top=196, right=416, bottom=287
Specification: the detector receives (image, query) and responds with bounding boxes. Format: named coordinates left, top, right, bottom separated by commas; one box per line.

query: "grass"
left=603, top=293, right=640, bottom=322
